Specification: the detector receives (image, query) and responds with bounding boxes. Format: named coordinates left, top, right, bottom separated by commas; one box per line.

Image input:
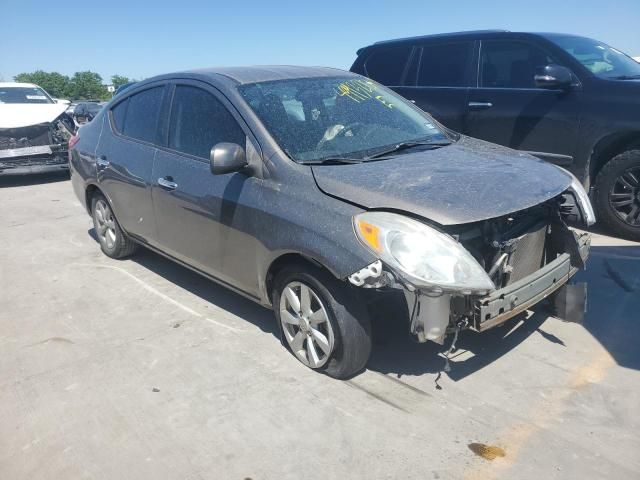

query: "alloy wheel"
left=609, top=167, right=640, bottom=227
left=279, top=281, right=335, bottom=369
left=94, top=199, right=117, bottom=250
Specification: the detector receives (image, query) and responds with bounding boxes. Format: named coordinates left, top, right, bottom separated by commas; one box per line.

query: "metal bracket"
left=348, top=260, right=386, bottom=288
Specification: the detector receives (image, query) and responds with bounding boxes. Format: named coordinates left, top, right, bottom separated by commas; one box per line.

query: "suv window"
left=168, top=85, right=245, bottom=159
left=417, top=42, right=473, bottom=87
left=364, top=45, right=412, bottom=85
left=481, top=41, right=555, bottom=88
left=122, top=87, right=164, bottom=143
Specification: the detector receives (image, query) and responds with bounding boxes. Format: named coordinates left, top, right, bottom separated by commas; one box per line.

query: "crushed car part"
left=0, top=82, right=75, bottom=175
left=351, top=190, right=592, bottom=343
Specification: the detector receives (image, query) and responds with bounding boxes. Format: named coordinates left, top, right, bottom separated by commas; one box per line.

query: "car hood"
left=311, top=136, right=573, bottom=225
left=0, top=103, right=68, bottom=129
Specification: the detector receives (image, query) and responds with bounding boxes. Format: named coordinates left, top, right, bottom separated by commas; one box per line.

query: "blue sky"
left=3, top=0, right=639, bottom=82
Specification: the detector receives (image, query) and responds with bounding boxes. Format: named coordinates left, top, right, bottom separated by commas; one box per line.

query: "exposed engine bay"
left=0, top=114, right=74, bottom=174
left=349, top=191, right=591, bottom=344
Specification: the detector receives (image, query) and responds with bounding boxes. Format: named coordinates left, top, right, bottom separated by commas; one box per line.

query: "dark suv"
left=351, top=30, right=640, bottom=240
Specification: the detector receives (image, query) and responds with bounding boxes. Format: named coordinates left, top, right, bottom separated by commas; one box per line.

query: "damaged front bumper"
left=0, top=117, right=73, bottom=175
left=349, top=224, right=591, bottom=344
left=0, top=144, right=69, bottom=174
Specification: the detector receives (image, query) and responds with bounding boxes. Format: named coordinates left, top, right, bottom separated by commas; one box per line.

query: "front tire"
left=91, top=193, right=138, bottom=259
left=594, top=150, right=640, bottom=242
left=272, top=264, right=372, bottom=379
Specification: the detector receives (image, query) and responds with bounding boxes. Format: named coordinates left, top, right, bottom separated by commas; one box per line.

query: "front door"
left=466, top=39, right=583, bottom=169
left=151, top=82, right=261, bottom=294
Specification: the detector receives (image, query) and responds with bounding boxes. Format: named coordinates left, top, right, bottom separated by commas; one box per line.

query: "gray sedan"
left=69, top=66, right=594, bottom=378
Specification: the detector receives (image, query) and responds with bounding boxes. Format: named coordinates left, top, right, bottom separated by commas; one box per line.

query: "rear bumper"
left=474, top=229, right=591, bottom=331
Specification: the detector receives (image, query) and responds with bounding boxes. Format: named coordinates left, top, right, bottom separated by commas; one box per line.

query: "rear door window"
left=364, top=45, right=413, bottom=85
left=417, top=42, right=474, bottom=87
left=480, top=41, right=556, bottom=88
left=168, top=85, right=245, bottom=160
left=110, top=98, right=128, bottom=133
left=122, top=86, right=165, bottom=143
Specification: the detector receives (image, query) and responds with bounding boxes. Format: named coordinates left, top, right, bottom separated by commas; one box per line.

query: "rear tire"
left=272, top=264, right=372, bottom=379
left=593, top=150, right=640, bottom=242
left=91, top=192, right=138, bottom=259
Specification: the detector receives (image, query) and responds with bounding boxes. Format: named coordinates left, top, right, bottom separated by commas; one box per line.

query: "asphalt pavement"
left=1, top=171, right=639, bottom=479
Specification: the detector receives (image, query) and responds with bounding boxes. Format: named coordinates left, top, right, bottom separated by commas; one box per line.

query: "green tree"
left=13, top=71, right=71, bottom=98
left=111, top=74, right=131, bottom=90
left=67, top=71, right=109, bottom=100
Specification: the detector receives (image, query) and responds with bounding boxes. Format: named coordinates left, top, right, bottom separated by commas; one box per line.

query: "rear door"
left=151, top=81, right=262, bottom=293
left=398, top=41, right=476, bottom=132
left=466, top=39, right=582, bottom=166
left=96, top=84, right=168, bottom=242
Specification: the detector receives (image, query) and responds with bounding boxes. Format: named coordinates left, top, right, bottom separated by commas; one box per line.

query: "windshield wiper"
left=608, top=74, right=640, bottom=80
left=302, top=157, right=364, bottom=165
left=365, top=140, right=451, bottom=160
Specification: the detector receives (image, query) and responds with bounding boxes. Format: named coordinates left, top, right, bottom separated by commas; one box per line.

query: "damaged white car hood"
left=0, top=104, right=68, bottom=129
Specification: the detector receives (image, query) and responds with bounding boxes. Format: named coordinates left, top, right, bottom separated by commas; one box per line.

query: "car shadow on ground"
left=367, top=308, right=548, bottom=381
left=369, top=242, right=640, bottom=379
left=87, top=229, right=639, bottom=380
left=0, top=170, right=69, bottom=187
left=132, top=248, right=278, bottom=337
left=88, top=229, right=278, bottom=338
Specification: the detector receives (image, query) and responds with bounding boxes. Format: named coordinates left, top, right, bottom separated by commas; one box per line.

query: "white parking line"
left=72, top=262, right=246, bottom=333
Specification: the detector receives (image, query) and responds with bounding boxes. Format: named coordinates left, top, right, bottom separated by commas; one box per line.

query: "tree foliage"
left=67, top=71, right=109, bottom=100
left=13, top=70, right=133, bottom=101
left=14, top=70, right=70, bottom=98
left=111, top=75, right=131, bottom=90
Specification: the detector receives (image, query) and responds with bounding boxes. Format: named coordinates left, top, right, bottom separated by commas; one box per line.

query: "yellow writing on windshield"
left=336, top=79, right=394, bottom=109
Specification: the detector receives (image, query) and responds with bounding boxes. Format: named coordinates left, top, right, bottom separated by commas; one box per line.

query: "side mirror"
left=210, top=142, right=247, bottom=175
left=55, top=98, right=71, bottom=105
left=535, top=64, right=573, bottom=90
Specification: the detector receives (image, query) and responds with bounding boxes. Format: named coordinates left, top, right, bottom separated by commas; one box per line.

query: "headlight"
left=354, top=212, right=495, bottom=292
left=568, top=175, right=596, bottom=226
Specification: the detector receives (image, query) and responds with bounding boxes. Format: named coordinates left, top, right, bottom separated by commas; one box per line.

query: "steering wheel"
left=317, top=122, right=366, bottom=150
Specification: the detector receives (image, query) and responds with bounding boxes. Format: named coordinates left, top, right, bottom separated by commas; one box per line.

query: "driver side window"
left=481, top=41, right=556, bottom=89
left=169, top=85, right=245, bottom=160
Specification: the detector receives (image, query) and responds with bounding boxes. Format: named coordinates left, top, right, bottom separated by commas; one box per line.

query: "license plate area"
left=0, top=145, right=53, bottom=159
left=475, top=253, right=572, bottom=331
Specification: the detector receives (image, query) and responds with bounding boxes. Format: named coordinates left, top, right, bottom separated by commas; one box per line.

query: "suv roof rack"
left=372, top=30, right=510, bottom=46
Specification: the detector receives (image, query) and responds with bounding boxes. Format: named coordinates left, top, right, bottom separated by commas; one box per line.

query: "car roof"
left=147, top=65, right=357, bottom=87
left=0, top=82, right=40, bottom=88
left=359, top=30, right=602, bottom=54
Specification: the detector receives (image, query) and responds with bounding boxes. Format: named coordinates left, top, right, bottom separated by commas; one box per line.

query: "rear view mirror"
left=535, top=64, right=573, bottom=90
left=210, top=142, right=247, bottom=175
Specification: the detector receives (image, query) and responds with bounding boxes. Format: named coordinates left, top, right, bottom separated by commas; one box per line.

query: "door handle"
left=96, top=155, right=110, bottom=170
left=158, top=177, right=178, bottom=190
left=468, top=101, right=493, bottom=110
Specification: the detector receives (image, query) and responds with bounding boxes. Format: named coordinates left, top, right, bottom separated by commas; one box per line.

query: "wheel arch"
left=589, top=131, right=640, bottom=181
left=264, top=252, right=340, bottom=305
left=84, top=183, right=101, bottom=213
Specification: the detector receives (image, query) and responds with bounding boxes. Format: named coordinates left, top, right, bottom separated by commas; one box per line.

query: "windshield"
left=238, top=76, right=448, bottom=162
left=0, top=86, right=54, bottom=104
left=547, top=35, right=640, bottom=79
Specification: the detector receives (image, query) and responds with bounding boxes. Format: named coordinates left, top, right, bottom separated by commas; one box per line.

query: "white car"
left=0, top=82, right=75, bottom=175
